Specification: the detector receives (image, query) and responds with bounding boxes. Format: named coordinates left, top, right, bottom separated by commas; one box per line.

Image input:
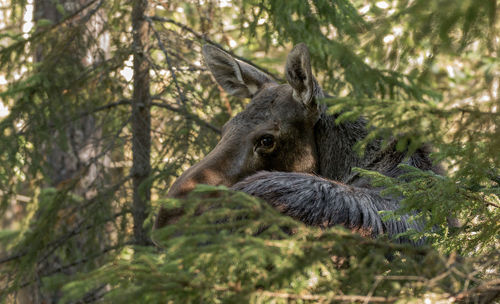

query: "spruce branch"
left=64, top=98, right=221, bottom=134
left=0, top=0, right=103, bottom=60
left=0, top=210, right=130, bottom=266
left=146, top=17, right=188, bottom=107
left=452, top=279, right=500, bottom=303
left=151, top=97, right=221, bottom=134
left=148, top=15, right=283, bottom=82
left=14, top=243, right=132, bottom=292
left=257, top=291, right=398, bottom=303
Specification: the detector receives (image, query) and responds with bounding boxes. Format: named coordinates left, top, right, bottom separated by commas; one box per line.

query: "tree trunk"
left=131, top=0, right=151, bottom=246
left=26, top=0, right=110, bottom=302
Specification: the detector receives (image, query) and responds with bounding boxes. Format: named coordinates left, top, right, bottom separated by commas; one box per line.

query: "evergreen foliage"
left=0, top=0, right=498, bottom=302
left=58, top=186, right=495, bottom=303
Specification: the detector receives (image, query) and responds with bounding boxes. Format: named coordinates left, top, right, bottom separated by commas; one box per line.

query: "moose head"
left=153, top=44, right=440, bottom=246
left=170, top=44, right=325, bottom=198
left=154, top=44, right=325, bottom=228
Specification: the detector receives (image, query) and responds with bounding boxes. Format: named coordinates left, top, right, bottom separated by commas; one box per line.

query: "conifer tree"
left=0, top=0, right=498, bottom=303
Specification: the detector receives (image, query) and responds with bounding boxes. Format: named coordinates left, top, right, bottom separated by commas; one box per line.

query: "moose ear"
left=202, top=45, right=275, bottom=98
left=285, top=43, right=318, bottom=107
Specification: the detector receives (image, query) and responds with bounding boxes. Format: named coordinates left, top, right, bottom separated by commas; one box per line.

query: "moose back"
left=154, top=43, right=440, bottom=244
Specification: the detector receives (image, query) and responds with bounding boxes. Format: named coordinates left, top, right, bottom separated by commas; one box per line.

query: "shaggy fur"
left=230, top=101, right=437, bottom=245
left=233, top=171, right=425, bottom=245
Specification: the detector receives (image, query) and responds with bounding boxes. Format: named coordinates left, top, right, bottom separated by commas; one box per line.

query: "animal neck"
left=314, top=112, right=439, bottom=185
left=313, top=113, right=373, bottom=182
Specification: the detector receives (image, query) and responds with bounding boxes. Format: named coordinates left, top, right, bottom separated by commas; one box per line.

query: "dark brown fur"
left=155, top=44, right=439, bottom=244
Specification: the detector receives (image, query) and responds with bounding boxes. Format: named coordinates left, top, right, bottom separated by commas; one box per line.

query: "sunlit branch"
left=146, top=17, right=188, bottom=107
left=151, top=97, right=221, bottom=134
left=148, top=15, right=283, bottom=82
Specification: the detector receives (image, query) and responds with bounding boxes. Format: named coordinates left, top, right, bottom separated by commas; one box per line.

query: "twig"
left=151, top=97, right=221, bottom=134
left=258, top=290, right=397, bottom=303
left=0, top=0, right=101, bottom=56
left=375, top=275, right=427, bottom=281
left=148, top=15, right=283, bottom=82
left=364, top=276, right=383, bottom=304
left=78, top=0, right=105, bottom=24
left=15, top=243, right=132, bottom=291
left=452, top=278, right=500, bottom=303
left=76, top=99, right=131, bottom=118
left=0, top=183, right=130, bottom=267
left=36, top=210, right=131, bottom=265
left=0, top=190, right=31, bottom=203
left=145, top=17, right=188, bottom=107
left=46, top=98, right=220, bottom=134
left=42, top=242, right=134, bottom=277
left=15, top=98, right=130, bottom=137
left=0, top=252, right=26, bottom=265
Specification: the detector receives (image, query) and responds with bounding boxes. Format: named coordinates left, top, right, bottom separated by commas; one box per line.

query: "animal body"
left=155, top=43, right=440, bottom=244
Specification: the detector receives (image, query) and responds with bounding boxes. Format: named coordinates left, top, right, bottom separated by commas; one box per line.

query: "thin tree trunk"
left=29, top=0, right=110, bottom=302
left=131, top=0, right=151, bottom=246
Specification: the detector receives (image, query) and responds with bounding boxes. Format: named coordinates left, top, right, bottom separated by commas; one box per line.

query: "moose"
left=154, top=43, right=442, bottom=244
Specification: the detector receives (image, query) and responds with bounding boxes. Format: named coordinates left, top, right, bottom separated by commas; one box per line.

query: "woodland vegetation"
left=0, top=0, right=499, bottom=303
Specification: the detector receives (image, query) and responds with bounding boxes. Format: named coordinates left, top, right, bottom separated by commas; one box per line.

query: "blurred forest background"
left=0, top=0, right=499, bottom=303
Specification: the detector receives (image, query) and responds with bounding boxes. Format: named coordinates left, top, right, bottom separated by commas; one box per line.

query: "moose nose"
left=167, top=165, right=227, bottom=198
left=155, top=141, right=245, bottom=229
left=154, top=165, right=228, bottom=230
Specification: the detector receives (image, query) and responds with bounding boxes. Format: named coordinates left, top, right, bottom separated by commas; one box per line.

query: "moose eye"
left=258, top=135, right=275, bottom=148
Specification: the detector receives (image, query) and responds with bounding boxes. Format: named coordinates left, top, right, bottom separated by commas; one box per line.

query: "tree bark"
left=28, top=0, right=110, bottom=302
left=131, top=0, right=151, bottom=246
